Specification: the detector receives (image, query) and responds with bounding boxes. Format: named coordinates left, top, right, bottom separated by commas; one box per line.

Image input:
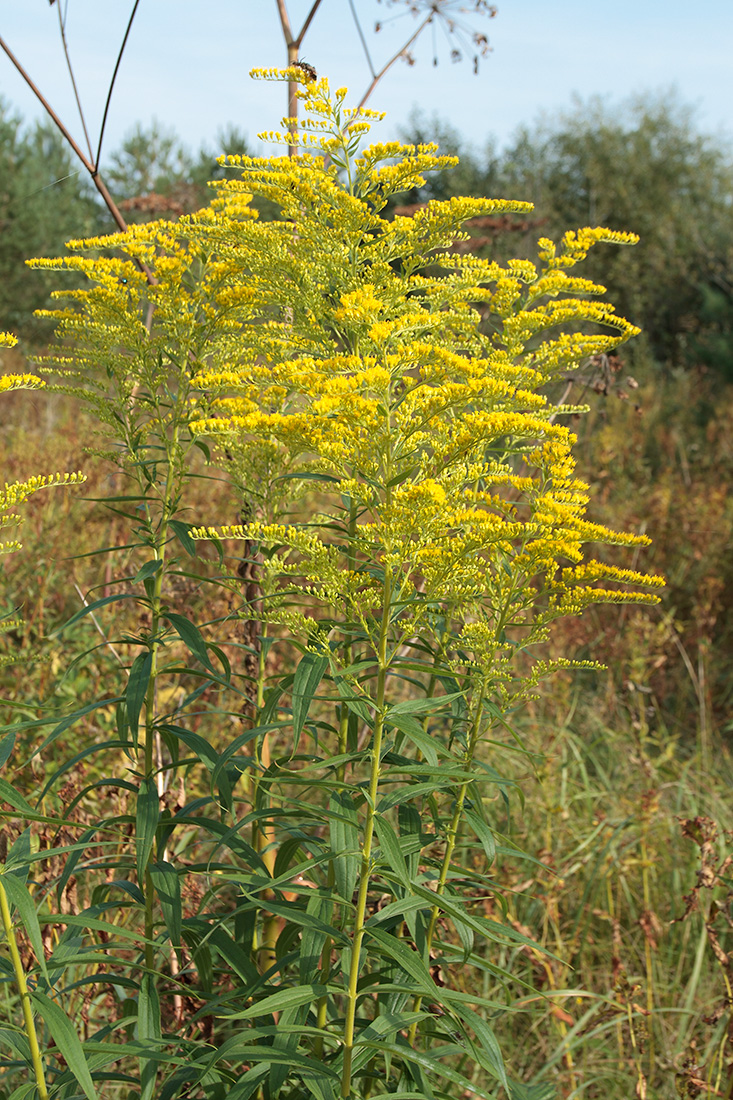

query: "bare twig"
left=94, top=0, right=141, bottom=169
left=0, top=14, right=157, bottom=286
left=294, top=0, right=324, bottom=49
left=56, top=0, right=94, bottom=162
left=348, top=0, right=377, bottom=80
left=276, top=0, right=324, bottom=152
left=0, top=33, right=130, bottom=234
left=352, top=14, right=433, bottom=121
left=275, top=0, right=299, bottom=147
left=275, top=0, right=294, bottom=45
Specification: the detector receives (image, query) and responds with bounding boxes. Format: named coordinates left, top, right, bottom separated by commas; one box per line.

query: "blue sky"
left=1, top=0, right=731, bottom=165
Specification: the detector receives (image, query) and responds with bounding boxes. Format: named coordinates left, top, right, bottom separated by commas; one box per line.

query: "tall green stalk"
left=341, top=567, right=392, bottom=1098
left=407, top=680, right=486, bottom=1048
left=0, top=877, right=49, bottom=1100
left=140, top=420, right=181, bottom=971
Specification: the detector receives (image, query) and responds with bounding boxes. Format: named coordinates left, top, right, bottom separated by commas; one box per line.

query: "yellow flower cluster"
left=0, top=374, right=45, bottom=394
left=33, top=72, right=662, bottom=690
left=334, top=286, right=385, bottom=324
left=1, top=472, right=86, bottom=558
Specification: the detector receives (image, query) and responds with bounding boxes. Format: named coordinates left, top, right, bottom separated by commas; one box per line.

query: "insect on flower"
left=292, top=59, right=317, bottom=82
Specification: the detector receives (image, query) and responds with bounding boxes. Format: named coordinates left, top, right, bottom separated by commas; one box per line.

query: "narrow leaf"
left=458, top=1004, right=508, bottom=1091
left=329, top=791, right=360, bottom=903
left=49, top=592, right=138, bottom=637
left=57, top=827, right=96, bottom=903
left=367, top=927, right=437, bottom=997
left=300, top=892, right=332, bottom=982
left=139, top=973, right=162, bottom=1100
left=31, top=990, right=96, bottom=1100
left=0, top=779, right=33, bottom=815
left=133, top=559, right=163, bottom=583
left=0, top=730, right=15, bottom=770
left=374, top=815, right=410, bottom=888
left=0, top=876, right=50, bottom=987
left=28, top=696, right=125, bottom=763
left=126, top=651, right=152, bottom=744
left=229, top=983, right=326, bottom=1021
left=292, top=652, right=329, bottom=739
left=465, top=808, right=496, bottom=867
left=166, top=612, right=215, bottom=673
left=377, top=782, right=447, bottom=813
left=389, top=692, right=463, bottom=718
left=150, top=861, right=181, bottom=948
left=387, top=713, right=439, bottom=766
left=360, top=1038, right=497, bottom=1100
left=136, top=778, right=159, bottom=884
left=169, top=519, right=197, bottom=556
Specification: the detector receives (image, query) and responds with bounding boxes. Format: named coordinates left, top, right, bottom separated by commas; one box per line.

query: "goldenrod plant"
left=0, top=73, right=662, bottom=1098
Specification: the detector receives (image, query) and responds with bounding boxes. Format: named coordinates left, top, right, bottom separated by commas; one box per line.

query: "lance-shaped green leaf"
left=139, top=972, right=162, bottom=1100
left=465, top=808, right=496, bottom=867
left=386, top=711, right=439, bottom=766
left=411, top=882, right=556, bottom=956
left=150, top=861, right=181, bottom=948
left=166, top=612, right=216, bottom=673
left=292, top=652, right=329, bottom=739
left=169, top=519, right=197, bottom=556
left=374, top=814, right=410, bottom=890
left=359, top=1037, right=498, bottom=1100
left=0, top=874, right=50, bottom=987
left=367, top=926, right=439, bottom=999
left=0, top=778, right=33, bottom=815
left=48, top=592, right=138, bottom=637
left=127, top=651, right=152, bottom=746
left=133, top=559, right=163, bottom=584
left=300, top=892, right=332, bottom=982
left=0, top=730, right=15, bottom=770
left=329, top=790, right=360, bottom=903
left=456, top=1003, right=508, bottom=1092
left=225, top=990, right=325, bottom=1020
left=136, top=778, right=159, bottom=884
left=27, top=696, right=125, bottom=763
left=31, top=990, right=97, bottom=1100
left=388, top=692, right=463, bottom=718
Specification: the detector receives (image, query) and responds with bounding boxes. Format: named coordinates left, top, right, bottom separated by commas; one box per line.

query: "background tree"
left=104, top=121, right=254, bottom=221
left=401, top=92, right=733, bottom=381
left=0, top=101, right=100, bottom=338
left=500, top=94, right=733, bottom=379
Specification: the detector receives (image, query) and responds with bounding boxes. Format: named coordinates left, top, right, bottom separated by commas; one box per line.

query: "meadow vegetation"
left=0, top=69, right=730, bottom=1100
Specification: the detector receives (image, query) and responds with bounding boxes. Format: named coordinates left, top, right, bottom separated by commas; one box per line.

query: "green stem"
left=252, top=622, right=270, bottom=864
left=407, top=680, right=486, bottom=1047
left=314, top=878, right=335, bottom=1062
left=337, top=499, right=358, bottom=769
left=141, top=421, right=180, bottom=972
left=253, top=624, right=281, bottom=972
left=341, top=569, right=392, bottom=1099
left=0, top=878, right=49, bottom=1100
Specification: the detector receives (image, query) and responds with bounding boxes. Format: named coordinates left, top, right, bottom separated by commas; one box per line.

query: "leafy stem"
left=407, top=677, right=487, bottom=1048
left=341, top=565, right=392, bottom=1098
left=140, top=416, right=182, bottom=971
left=0, top=877, right=49, bottom=1100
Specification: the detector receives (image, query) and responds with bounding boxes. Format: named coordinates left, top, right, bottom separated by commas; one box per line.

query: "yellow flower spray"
left=23, top=71, right=664, bottom=1099
left=187, top=71, right=662, bottom=1096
